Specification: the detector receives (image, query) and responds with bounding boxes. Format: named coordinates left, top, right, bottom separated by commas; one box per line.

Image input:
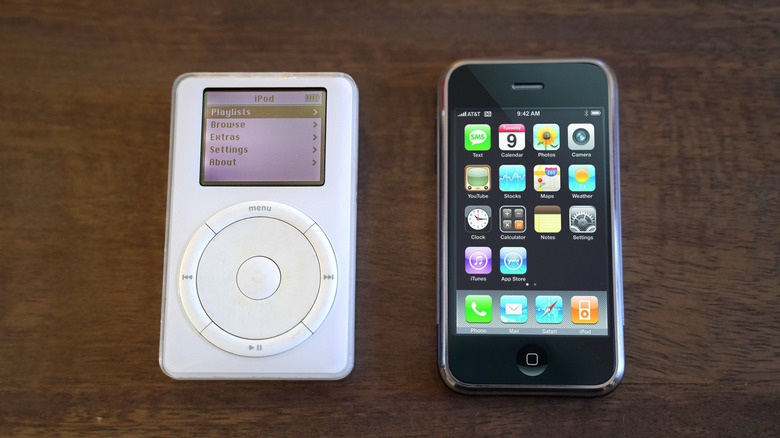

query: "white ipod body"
left=160, top=73, right=358, bottom=379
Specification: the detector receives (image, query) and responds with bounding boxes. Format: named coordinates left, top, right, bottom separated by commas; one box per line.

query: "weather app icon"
left=568, top=164, right=596, bottom=192
left=499, top=165, right=525, bottom=192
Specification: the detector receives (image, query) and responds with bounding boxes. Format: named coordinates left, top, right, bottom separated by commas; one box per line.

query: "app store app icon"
left=499, top=247, right=527, bottom=275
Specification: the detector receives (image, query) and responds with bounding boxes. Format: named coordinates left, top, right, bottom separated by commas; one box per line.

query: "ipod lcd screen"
left=200, top=89, right=326, bottom=185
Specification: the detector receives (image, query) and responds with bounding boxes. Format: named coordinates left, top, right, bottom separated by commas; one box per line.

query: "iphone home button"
left=517, top=344, right=548, bottom=377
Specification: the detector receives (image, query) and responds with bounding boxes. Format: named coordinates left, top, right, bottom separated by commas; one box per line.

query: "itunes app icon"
left=465, top=247, right=492, bottom=275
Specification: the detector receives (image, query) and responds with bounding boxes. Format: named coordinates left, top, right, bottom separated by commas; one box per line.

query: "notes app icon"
left=534, top=206, right=561, bottom=233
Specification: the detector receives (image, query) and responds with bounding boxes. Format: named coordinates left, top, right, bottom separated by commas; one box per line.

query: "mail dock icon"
left=500, top=295, right=528, bottom=323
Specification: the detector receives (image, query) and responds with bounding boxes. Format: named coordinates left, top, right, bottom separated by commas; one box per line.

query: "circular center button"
left=517, top=344, right=549, bottom=377
left=236, top=256, right=281, bottom=300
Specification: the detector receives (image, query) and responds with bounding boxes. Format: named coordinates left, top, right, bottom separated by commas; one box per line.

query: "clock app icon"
left=465, top=205, right=492, bottom=232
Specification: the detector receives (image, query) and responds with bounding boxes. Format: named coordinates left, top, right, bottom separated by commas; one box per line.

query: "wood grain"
left=1, top=0, right=778, bottom=435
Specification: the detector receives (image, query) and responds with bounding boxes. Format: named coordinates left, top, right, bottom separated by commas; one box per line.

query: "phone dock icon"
left=465, top=295, right=492, bottom=323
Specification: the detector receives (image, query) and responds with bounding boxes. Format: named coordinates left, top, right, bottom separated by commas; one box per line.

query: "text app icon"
left=500, top=295, right=528, bottom=323
left=465, top=295, right=492, bottom=323
left=533, top=165, right=561, bottom=192
left=465, top=247, right=492, bottom=275
left=465, top=205, right=492, bottom=233
left=465, top=124, right=491, bottom=151
left=499, top=165, right=525, bottom=192
left=570, top=205, right=597, bottom=233
left=534, top=205, right=561, bottom=233
left=535, top=295, right=563, bottom=324
left=500, top=247, right=527, bottom=275
left=568, top=123, right=595, bottom=150
left=569, top=164, right=596, bottom=192
left=499, top=205, right=526, bottom=233
left=465, top=165, right=491, bottom=191
left=571, top=296, right=599, bottom=324
left=533, top=124, right=560, bottom=150
left=499, top=124, right=525, bottom=150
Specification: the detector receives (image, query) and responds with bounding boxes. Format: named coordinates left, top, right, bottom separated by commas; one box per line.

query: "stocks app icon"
left=499, top=165, right=525, bottom=192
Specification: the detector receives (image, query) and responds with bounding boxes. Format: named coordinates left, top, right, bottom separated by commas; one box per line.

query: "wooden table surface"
left=1, top=1, right=778, bottom=435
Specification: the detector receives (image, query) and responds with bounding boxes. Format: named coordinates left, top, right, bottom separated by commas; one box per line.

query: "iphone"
left=437, top=59, right=623, bottom=394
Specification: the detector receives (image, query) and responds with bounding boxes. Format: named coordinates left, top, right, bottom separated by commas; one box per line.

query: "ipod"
left=160, top=73, right=358, bottom=379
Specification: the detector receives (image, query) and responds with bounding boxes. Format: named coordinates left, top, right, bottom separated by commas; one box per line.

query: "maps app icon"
left=533, top=165, right=561, bottom=192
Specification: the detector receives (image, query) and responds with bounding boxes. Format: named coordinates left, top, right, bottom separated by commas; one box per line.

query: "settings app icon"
left=569, top=205, right=597, bottom=233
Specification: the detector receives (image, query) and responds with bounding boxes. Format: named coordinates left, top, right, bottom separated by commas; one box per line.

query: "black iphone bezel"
left=438, top=59, right=623, bottom=395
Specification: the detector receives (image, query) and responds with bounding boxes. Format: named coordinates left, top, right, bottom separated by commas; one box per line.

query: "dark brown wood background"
left=1, top=0, right=778, bottom=435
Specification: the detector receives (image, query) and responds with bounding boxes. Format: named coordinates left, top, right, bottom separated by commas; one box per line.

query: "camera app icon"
left=568, top=123, right=595, bottom=150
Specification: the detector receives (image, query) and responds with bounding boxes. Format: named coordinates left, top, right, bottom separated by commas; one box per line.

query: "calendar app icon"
left=499, top=124, right=525, bottom=151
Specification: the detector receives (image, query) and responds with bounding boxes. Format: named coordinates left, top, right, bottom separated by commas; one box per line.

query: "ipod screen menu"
left=201, top=89, right=326, bottom=186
